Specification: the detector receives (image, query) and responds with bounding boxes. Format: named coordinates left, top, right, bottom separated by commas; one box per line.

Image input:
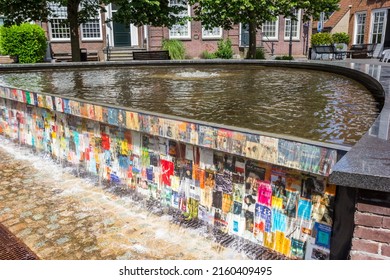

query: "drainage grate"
left=0, top=223, right=39, bottom=260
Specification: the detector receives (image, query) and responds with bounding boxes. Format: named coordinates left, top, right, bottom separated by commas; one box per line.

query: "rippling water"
left=0, top=65, right=380, bottom=145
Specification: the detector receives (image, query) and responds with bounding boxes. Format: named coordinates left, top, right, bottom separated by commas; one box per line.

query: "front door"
left=112, top=13, right=131, bottom=47
left=240, top=24, right=249, bottom=47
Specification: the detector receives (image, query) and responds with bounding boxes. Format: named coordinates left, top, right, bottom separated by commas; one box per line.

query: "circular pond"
left=0, top=64, right=380, bottom=145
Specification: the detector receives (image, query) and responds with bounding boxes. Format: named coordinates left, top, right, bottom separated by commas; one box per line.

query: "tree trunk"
left=247, top=15, right=257, bottom=59
left=68, top=0, right=81, bottom=62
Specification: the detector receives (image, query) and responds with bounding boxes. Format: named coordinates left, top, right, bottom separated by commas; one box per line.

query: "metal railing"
left=105, top=34, right=111, bottom=61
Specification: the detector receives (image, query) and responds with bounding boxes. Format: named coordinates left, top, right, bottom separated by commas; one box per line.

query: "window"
left=262, top=19, right=279, bottom=40
left=49, top=3, right=70, bottom=41
left=284, top=9, right=301, bottom=40
left=354, top=12, right=366, bottom=44
left=0, top=17, right=5, bottom=26
left=81, top=18, right=102, bottom=40
left=169, top=0, right=191, bottom=39
left=240, top=24, right=249, bottom=47
left=202, top=27, right=222, bottom=39
left=371, top=10, right=386, bottom=44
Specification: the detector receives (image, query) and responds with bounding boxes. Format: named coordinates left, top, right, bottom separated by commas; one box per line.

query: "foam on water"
left=176, top=70, right=220, bottom=78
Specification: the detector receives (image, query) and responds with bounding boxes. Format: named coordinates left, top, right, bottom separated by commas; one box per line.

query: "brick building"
left=348, top=0, right=390, bottom=56
left=40, top=2, right=310, bottom=60
left=147, top=2, right=310, bottom=58
left=318, top=0, right=353, bottom=34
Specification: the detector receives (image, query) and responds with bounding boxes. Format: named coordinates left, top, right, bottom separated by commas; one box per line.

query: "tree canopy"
left=0, top=0, right=185, bottom=61
left=190, top=0, right=340, bottom=58
left=111, top=0, right=186, bottom=27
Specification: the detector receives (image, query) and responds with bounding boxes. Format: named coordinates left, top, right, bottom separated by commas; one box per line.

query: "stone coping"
left=0, top=60, right=388, bottom=191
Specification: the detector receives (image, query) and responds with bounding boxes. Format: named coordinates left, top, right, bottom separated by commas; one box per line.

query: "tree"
left=110, top=0, right=187, bottom=27
left=0, top=0, right=186, bottom=62
left=190, top=0, right=340, bottom=59
left=0, top=0, right=105, bottom=61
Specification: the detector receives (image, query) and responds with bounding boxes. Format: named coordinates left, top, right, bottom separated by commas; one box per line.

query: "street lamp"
left=288, top=9, right=294, bottom=57
left=288, top=16, right=293, bottom=57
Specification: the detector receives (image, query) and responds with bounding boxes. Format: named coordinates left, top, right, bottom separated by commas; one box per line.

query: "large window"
left=202, top=27, right=222, bottom=39
left=371, top=10, right=386, bottom=44
left=262, top=19, right=279, bottom=40
left=169, top=0, right=191, bottom=39
left=284, top=9, right=301, bottom=40
left=49, top=3, right=70, bottom=41
left=354, top=12, right=366, bottom=44
left=49, top=3, right=102, bottom=41
left=81, top=18, right=102, bottom=40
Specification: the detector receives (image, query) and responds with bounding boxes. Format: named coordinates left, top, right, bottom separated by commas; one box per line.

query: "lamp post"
left=289, top=18, right=293, bottom=57
left=288, top=9, right=294, bottom=57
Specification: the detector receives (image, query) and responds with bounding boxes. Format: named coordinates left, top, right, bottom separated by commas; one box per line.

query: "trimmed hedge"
left=0, top=23, right=47, bottom=63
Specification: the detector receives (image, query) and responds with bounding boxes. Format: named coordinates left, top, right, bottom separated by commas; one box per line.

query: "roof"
left=324, top=0, right=352, bottom=29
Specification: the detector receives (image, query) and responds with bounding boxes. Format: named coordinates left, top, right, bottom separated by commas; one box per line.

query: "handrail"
left=260, top=32, right=276, bottom=56
left=106, top=34, right=111, bottom=61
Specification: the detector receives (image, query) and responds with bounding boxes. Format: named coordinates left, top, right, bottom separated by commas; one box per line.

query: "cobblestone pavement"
left=0, top=142, right=247, bottom=260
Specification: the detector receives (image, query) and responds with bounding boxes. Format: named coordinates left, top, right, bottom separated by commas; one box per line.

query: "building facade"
left=39, top=2, right=309, bottom=60
left=148, top=3, right=309, bottom=58
left=349, top=0, right=390, bottom=56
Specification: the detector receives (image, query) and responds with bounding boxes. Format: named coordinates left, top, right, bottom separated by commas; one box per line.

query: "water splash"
left=176, top=70, right=220, bottom=79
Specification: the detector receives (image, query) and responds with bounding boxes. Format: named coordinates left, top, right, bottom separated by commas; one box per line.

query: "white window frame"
left=48, top=3, right=70, bottom=42
left=169, top=0, right=191, bottom=40
left=284, top=9, right=301, bottom=41
left=81, top=15, right=103, bottom=41
left=370, top=9, right=387, bottom=44
left=202, top=27, right=222, bottom=39
left=239, top=23, right=249, bottom=47
left=354, top=12, right=367, bottom=44
left=262, top=19, right=279, bottom=41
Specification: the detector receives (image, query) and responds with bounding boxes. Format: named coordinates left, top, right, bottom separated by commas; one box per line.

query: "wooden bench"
left=133, top=50, right=170, bottom=60
left=53, top=50, right=99, bottom=62
left=348, top=44, right=377, bottom=58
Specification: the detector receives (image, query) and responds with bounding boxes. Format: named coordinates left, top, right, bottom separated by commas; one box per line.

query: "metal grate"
left=0, top=223, right=39, bottom=260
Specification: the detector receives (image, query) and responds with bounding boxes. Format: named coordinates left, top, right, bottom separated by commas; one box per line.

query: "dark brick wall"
left=350, top=193, right=390, bottom=260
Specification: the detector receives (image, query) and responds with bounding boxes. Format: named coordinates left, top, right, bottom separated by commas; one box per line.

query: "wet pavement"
left=0, top=140, right=251, bottom=260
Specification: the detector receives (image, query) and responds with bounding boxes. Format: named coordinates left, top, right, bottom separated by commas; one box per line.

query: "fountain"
left=0, top=61, right=385, bottom=260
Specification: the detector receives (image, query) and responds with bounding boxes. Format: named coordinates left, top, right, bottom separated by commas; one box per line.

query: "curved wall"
left=0, top=60, right=387, bottom=260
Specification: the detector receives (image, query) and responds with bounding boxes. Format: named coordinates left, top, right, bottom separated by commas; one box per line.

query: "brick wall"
left=149, top=25, right=253, bottom=58
left=349, top=1, right=390, bottom=45
left=41, top=17, right=106, bottom=59
left=350, top=202, right=390, bottom=260
left=262, top=16, right=309, bottom=57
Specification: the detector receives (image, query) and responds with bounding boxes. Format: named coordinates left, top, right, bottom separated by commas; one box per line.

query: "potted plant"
left=310, top=32, right=333, bottom=59
left=311, top=32, right=333, bottom=46
left=332, top=32, right=350, bottom=59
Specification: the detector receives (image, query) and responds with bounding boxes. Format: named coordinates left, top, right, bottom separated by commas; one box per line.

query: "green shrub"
left=0, top=23, right=47, bottom=63
left=275, top=55, right=294, bottom=60
left=255, top=48, right=265, bottom=59
left=215, top=38, right=233, bottom=59
left=247, top=48, right=265, bottom=59
left=162, top=39, right=186, bottom=60
left=311, top=32, right=333, bottom=46
left=201, top=50, right=216, bottom=59
left=332, top=32, right=350, bottom=44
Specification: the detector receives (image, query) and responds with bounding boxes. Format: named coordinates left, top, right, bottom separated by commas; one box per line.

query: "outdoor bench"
left=348, top=44, right=377, bottom=58
left=53, top=50, right=99, bottom=62
left=133, top=50, right=171, bottom=60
